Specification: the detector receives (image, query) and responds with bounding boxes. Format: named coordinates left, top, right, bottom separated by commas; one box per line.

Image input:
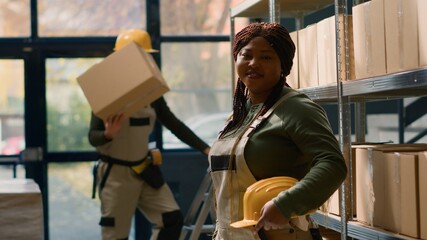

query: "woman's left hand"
left=254, top=200, right=291, bottom=232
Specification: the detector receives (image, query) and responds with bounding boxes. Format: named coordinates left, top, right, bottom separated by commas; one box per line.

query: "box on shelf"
left=419, top=151, right=427, bottom=239
left=382, top=152, right=419, bottom=238
left=316, top=16, right=336, bottom=86
left=298, top=24, right=318, bottom=88
left=327, top=147, right=356, bottom=216
left=317, top=15, right=355, bottom=86
left=384, top=0, right=419, bottom=74
left=352, top=0, right=387, bottom=79
left=288, top=31, right=299, bottom=89
left=355, top=144, right=427, bottom=238
left=77, top=41, right=170, bottom=120
left=0, top=179, right=43, bottom=240
left=418, top=0, right=427, bottom=67
left=355, top=147, right=386, bottom=227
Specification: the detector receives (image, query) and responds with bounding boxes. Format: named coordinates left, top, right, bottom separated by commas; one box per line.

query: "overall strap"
left=242, top=91, right=300, bottom=138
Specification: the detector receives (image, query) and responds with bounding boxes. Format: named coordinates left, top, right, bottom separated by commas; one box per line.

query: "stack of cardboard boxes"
left=287, top=0, right=426, bottom=89
left=326, top=144, right=427, bottom=239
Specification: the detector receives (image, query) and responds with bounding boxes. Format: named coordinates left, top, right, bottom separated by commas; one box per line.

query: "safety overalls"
left=96, top=106, right=182, bottom=240
left=209, top=92, right=313, bottom=240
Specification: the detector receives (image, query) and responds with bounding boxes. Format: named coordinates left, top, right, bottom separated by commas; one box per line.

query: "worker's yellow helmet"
left=230, top=176, right=315, bottom=228
left=114, top=29, right=159, bottom=52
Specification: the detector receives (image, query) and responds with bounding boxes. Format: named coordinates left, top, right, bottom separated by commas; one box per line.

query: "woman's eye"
left=241, top=53, right=251, bottom=59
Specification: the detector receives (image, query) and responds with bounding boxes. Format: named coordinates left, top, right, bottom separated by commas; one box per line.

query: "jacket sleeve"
left=151, top=97, right=210, bottom=153
left=273, top=96, right=347, bottom=219
left=88, top=112, right=111, bottom=147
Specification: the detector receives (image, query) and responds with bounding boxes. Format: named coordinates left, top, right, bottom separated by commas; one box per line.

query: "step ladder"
left=180, top=170, right=216, bottom=240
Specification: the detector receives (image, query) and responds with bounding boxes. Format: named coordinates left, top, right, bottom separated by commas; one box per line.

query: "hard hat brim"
left=230, top=219, right=258, bottom=228
left=230, top=210, right=317, bottom=229
left=146, top=49, right=159, bottom=53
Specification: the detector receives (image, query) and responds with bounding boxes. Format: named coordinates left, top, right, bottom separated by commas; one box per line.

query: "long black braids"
left=219, top=22, right=296, bottom=138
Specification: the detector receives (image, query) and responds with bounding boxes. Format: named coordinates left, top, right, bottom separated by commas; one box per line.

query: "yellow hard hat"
left=114, top=29, right=159, bottom=52
left=230, top=176, right=314, bottom=228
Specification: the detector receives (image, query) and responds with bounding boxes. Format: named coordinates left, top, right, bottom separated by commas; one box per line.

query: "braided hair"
left=220, top=22, right=296, bottom=137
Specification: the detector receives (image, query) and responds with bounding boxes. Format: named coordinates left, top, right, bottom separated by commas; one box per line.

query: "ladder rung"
left=183, top=224, right=215, bottom=232
left=180, top=170, right=216, bottom=240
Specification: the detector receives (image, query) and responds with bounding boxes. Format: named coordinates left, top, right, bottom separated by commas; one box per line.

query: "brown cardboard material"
left=353, top=143, right=427, bottom=152
left=0, top=179, right=43, bottom=240
left=355, top=147, right=386, bottom=227
left=298, top=24, right=318, bottom=88
left=288, top=31, right=299, bottom=89
left=419, top=151, right=427, bottom=239
left=317, top=16, right=336, bottom=86
left=328, top=147, right=356, bottom=216
left=317, top=15, right=355, bottom=86
left=354, top=144, right=427, bottom=237
left=418, top=0, right=427, bottom=67
left=382, top=152, right=419, bottom=238
left=352, top=0, right=387, bottom=79
left=77, top=41, right=170, bottom=120
left=384, top=0, right=419, bottom=73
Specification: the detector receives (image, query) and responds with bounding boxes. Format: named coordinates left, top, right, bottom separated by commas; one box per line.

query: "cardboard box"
left=0, top=179, right=43, bottom=240
left=354, top=144, right=427, bottom=229
left=328, top=147, right=356, bottom=216
left=419, top=151, right=427, bottom=239
left=298, top=24, right=318, bottom=88
left=316, top=16, right=336, bottom=86
left=355, top=147, right=386, bottom=227
left=382, top=152, right=419, bottom=238
left=418, top=0, right=427, bottom=67
left=384, top=0, right=419, bottom=73
left=317, top=15, right=355, bottom=86
left=288, top=31, right=299, bottom=89
left=352, top=0, right=387, bottom=79
left=77, top=41, right=169, bottom=120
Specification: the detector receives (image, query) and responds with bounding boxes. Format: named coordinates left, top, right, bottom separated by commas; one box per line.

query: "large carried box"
left=0, top=179, right=43, bottom=240
left=77, top=41, right=169, bottom=120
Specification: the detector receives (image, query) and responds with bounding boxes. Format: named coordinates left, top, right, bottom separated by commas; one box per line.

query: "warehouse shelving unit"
left=230, top=1, right=427, bottom=240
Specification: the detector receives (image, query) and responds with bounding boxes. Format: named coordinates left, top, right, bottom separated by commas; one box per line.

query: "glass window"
left=48, top=162, right=100, bottom=239
left=160, top=42, right=232, bottom=148
left=0, top=0, right=31, bottom=37
left=46, top=58, right=101, bottom=152
left=38, top=0, right=146, bottom=37
left=161, top=0, right=240, bottom=35
left=0, top=60, right=25, bottom=155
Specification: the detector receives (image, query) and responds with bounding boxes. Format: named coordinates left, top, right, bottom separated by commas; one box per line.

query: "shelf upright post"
left=269, top=0, right=281, bottom=23
left=334, top=0, right=352, bottom=239
left=354, top=102, right=366, bottom=143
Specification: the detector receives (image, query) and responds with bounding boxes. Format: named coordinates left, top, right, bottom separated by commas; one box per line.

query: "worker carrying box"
left=77, top=29, right=169, bottom=120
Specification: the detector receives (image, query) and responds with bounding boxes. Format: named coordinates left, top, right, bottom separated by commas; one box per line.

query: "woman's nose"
left=248, top=58, right=259, bottom=67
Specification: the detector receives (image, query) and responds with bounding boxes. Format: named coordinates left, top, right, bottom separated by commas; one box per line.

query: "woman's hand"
left=103, top=113, right=125, bottom=140
left=254, top=200, right=291, bottom=232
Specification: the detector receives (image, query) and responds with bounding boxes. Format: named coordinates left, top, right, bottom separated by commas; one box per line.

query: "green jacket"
left=223, top=87, right=347, bottom=218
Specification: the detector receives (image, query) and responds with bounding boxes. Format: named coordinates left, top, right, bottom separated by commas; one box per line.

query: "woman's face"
left=235, top=36, right=282, bottom=103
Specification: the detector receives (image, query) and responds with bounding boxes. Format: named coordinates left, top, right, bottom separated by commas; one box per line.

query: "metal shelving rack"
left=230, top=1, right=427, bottom=240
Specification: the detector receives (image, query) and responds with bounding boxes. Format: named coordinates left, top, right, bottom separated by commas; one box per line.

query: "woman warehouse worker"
left=208, top=22, right=347, bottom=240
